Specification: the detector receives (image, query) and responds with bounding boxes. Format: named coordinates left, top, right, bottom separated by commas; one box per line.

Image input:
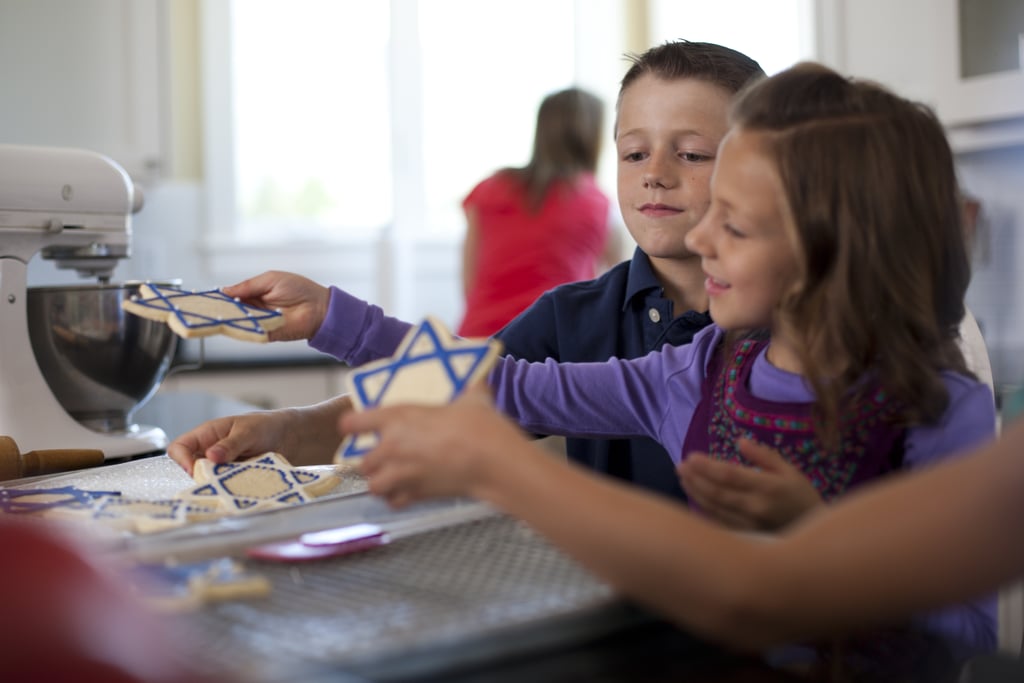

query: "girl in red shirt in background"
left=458, top=87, right=617, bottom=338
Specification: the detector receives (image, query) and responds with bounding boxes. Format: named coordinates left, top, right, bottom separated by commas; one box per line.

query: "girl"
left=351, top=63, right=997, bottom=653
left=458, top=86, right=615, bottom=338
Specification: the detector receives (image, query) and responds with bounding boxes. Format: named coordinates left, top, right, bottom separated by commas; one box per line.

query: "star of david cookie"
left=128, top=558, right=271, bottom=612
left=89, top=497, right=223, bottom=533
left=339, top=316, right=502, bottom=459
left=177, top=452, right=341, bottom=514
left=0, top=486, right=118, bottom=515
left=1, top=487, right=223, bottom=534
left=121, top=282, right=285, bottom=342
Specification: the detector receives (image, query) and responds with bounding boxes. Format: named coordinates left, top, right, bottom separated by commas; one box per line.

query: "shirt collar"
left=622, top=247, right=663, bottom=312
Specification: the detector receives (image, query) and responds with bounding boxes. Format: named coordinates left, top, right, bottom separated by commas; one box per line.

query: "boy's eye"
left=622, top=151, right=646, bottom=162
left=680, top=152, right=711, bottom=163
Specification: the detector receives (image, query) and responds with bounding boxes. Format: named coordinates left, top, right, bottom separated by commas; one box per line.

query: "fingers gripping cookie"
left=122, top=283, right=285, bottom=343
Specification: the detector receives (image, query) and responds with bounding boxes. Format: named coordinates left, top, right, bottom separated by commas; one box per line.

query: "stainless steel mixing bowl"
left=27, top=280, right=180, bottom=432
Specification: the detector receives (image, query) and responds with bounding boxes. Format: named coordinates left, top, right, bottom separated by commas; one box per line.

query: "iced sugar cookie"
left=91, top=497, right=223, bottom=534
left=0, top=486, right=118, bottom=516
left=122, top=283, right=285, bottom=342
left=339, top=316, right=502, bottom=459
left=128, top=558, right=271, bottom=612
left=178, top=452, right=341, bottom=514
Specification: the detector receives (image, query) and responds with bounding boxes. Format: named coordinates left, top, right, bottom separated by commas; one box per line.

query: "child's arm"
left=309, top=286, right=414, bottom=366
left=167, top=395, right=350, bottom=474
left=460, top=206, right=481, bottom=301
left=222, top=271, right=414, bottom=365
left=347, top=390, right=1024, bottom=650
left=900, top=374, right=1000, bottom=652
left=487, top=325, right=719, bottom=450
left=904, top=375, right=997, bottom=469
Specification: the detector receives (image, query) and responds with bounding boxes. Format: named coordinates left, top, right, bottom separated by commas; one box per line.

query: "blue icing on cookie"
left=129, top=284, right=282, bottom=332
left=0, top=486, right=119, bottom=514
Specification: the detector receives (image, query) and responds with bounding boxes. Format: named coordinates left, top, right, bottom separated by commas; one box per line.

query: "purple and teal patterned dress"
left=681, top=338, right=904, bottom=501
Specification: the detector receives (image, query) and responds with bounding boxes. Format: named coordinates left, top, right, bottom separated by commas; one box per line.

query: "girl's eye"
left=724, top=223, right=745, bottom=238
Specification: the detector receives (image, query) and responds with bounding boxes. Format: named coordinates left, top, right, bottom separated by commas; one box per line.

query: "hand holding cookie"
left=347, top=384, right=526, bottom=509
left=167, top=396, right=351, bottom=475
left=222, top=270, right=330, bottom=342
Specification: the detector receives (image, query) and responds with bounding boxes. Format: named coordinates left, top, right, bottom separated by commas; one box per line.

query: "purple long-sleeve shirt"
left=312, top=287, right=998, bottom=654
left=489, top=324, right=996, bottom=471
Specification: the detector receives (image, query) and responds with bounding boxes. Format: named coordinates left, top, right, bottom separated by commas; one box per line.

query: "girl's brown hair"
left=730, top=62, right=971, bottom=442
left=508, top=87, right=605, bottom=212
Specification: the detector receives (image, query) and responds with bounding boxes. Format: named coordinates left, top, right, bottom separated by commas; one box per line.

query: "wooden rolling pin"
left=0, top=436, right=104, bottom=482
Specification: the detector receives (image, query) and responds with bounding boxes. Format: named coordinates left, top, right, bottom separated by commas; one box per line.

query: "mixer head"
left=0, top=144, right=139, bottom=279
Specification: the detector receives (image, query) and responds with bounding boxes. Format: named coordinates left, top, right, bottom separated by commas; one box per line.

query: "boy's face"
left=616, top=74, right=732, bottom=264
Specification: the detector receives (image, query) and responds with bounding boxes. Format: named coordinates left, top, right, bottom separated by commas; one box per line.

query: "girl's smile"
left=703, top=275, right=730, bottom=296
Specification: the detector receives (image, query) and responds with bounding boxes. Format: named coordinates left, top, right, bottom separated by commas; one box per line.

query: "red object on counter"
left=0, top=519, right=220, bottom=682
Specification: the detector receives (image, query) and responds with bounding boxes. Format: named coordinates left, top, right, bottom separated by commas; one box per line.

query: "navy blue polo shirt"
left=495, top=247, right=713, bottom=502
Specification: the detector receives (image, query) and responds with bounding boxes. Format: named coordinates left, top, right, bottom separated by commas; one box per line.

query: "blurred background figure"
left=458, top=87, right=619, bottom=338
left=0, top=519, right=214, bottom=683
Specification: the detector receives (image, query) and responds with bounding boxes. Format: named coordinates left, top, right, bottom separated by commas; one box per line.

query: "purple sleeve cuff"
left=308, top=286, right=413, bottom=366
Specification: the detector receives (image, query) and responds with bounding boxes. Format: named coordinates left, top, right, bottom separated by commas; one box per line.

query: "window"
left=649, top=0, right=815, bottom=75
left=206, top=0, right=594, bottom=248
left=202, top=0, right=625, bottom=325
left=200, top=0, right=812, bottom=327
left=231, top=1, right=393, bottom=242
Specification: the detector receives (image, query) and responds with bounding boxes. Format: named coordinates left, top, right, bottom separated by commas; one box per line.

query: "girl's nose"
left=685, top=214, right=712, bottom=255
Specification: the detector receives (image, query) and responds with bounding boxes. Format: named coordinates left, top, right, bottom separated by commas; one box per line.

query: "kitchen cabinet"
left=933, top=0, right=1024, bottom=128
left=0, top=0, right=168, bottom=184
left=823, top=0, right=1024, bottom=152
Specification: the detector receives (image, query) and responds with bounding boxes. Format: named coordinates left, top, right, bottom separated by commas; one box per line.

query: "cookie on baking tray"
left=7, top=489, right=222, bottom=534
left=339, top=316, right=502, bottom=459
left=127, top=557, right=271, bottom=612
left=178, top=452, right=341, bottom=513
left=121, top=282, right=285, bottom=342
left=1, top=454, right=341, bottom=533
left=0, top=486, right=117, bottom=515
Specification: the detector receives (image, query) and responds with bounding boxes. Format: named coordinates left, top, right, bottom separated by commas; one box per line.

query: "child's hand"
left=344, top=385, right=519, bottom=508
left=222, top=270, right=330, bottom=342
left=678, top=438, right=824, bottom=531
left=167, top=396, right=349, bottom=475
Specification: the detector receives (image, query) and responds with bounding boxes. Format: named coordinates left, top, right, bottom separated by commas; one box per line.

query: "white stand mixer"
left=0, top=144, right=168, bottom=457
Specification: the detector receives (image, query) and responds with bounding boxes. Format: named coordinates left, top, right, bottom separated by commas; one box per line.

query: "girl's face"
left=684, top=128, right=801, bottom=333
left=615, top=75, right=732, bottom=266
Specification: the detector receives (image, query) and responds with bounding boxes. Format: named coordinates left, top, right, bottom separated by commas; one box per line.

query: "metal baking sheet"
left=4, top=455, right=626, bottom=681
left=169, top=512, right=619, bottom=682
